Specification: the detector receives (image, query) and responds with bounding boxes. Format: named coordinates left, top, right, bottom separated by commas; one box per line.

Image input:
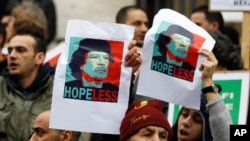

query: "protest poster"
left=50, top=19, right=134, bottom=134
left=168, top=71, right=250, bottom=126
left=136, top=9, right=215, bottom=110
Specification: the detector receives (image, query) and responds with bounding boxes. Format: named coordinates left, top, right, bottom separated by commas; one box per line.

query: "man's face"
left=29, top=111, right=61, bottom=141
left=190, top=12, right=215, bottom=32
left=127, top=126, right=169, bottom=141
left=177, top=108, right=203, bottom=141
left=83, top=51, right=109, bottom=80
left=167, top=33, right=191, bottom=59
left=7, top=35, right=44, bottom=77
left=125, top=9, right=149, bottom=47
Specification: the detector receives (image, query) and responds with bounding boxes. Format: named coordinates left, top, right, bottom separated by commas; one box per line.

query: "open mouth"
left=9, top=63, right=18, bottom=69
left=178, top=129, right=189, bottom=140
left=180, top=129, right=188, bottom=136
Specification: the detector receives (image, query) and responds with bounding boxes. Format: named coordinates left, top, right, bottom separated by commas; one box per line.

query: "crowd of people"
left=0, top=1, right=248, bottom=141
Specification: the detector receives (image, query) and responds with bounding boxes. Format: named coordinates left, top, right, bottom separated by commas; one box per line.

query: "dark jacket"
left=0, top=64, right=54, bottom=141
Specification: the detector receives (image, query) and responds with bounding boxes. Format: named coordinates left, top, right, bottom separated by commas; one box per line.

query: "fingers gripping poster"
left=50, top=20, right=134, bottom=134
left=137, top=9, right=215, bottom=110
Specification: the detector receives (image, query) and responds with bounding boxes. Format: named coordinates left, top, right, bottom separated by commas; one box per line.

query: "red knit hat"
left=119, top=100, right=172, bottom=141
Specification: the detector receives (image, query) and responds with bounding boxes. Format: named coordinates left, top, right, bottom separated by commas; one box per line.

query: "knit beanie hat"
left=119, top=100, right=172, bottom=141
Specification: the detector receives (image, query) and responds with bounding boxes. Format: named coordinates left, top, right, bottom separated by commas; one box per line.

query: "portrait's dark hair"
left=0, top=23, right=6, bottom=48
left=69, top=38, right=114, bottom=79
left=210, top=31, right=243, bottom=70
left=116, top=5, right=147, bottom=23
left=156, top=24, right=194, bottom=57
left=191, top=5, right=224, bottom=31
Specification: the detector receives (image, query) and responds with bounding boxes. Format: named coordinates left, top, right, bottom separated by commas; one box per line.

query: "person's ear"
left=35, top=52, right=45, bottom=65
left=60, top=130, right=73, bottom=141
left=210, top=21, right=220, bottom=31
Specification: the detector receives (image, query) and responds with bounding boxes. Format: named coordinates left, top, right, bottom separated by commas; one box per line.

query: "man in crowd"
left=116, top=5, right=149, bottom=50
left=29, top=110, right=81, bottom=141
left=190, top=5, right=224, bottom=32
left=0, top=32, right=54, bottom=141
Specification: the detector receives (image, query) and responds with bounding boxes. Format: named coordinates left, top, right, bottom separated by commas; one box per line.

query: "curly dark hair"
left=210, top=31, right=243, bottom=70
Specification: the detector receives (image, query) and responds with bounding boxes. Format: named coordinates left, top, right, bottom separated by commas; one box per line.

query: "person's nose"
left=179, top=39, right=185, bottom=46
left=182, top=116, right=192, bottom=127
left=138, top=23, right=148, bottom=33
left=98, top=56, right=105, bottom=65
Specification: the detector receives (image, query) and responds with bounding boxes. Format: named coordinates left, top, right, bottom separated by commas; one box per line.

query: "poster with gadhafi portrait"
left=137, top=9, right=215, bottom=110
left=50, top=19, right=135, bottom=134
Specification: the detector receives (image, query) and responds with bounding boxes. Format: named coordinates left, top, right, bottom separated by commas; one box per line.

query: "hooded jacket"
left=0, top=64, right=54, bottom=141
left=171, top=93, right=232, bottom=141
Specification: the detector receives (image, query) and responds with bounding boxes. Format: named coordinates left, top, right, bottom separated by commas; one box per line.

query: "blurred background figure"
left=0, top=22, right=7, bottom=75
left=18, top=0, right=57, bottom=46
left=0, top=0, right=57, bottom=47
left=190, top=4, right=224, bottom=33
left=209, top=31, right=244, bottom=71
left=116, top=5, right=149, bottom=53
left=0, top=4, right=49, bottom=72
left=222, top=25, right=240, bottom=46
left=0, top=0, right=18, bottom=46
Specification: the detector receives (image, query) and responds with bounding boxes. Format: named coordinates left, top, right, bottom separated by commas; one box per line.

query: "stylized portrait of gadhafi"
left=154, top=24, right=194, bottom=69
left=151, top=24, right=199, bottom=82
left=64, top=38, right=121, bottom=102
left=66, top=38, right=117, bottom=89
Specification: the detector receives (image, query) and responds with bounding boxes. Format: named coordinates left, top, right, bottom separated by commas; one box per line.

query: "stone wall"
left=53, top=0, right=135, bottom=39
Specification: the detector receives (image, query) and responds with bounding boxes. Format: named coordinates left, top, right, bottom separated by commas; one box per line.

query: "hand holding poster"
left=137, top=9, right=215, bottom=109
left=50, top=20, right=134, bottom=134
left=168, top=71, right=250, bottom=125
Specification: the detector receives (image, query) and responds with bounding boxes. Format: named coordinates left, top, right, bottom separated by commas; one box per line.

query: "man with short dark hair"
left=29, top=109, right=81, bottom=141
left=0, top=32, right=54, bottom=141
left=116, top=5, right=149, bottom=49
left=190, top=5, right=224, bottom=32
